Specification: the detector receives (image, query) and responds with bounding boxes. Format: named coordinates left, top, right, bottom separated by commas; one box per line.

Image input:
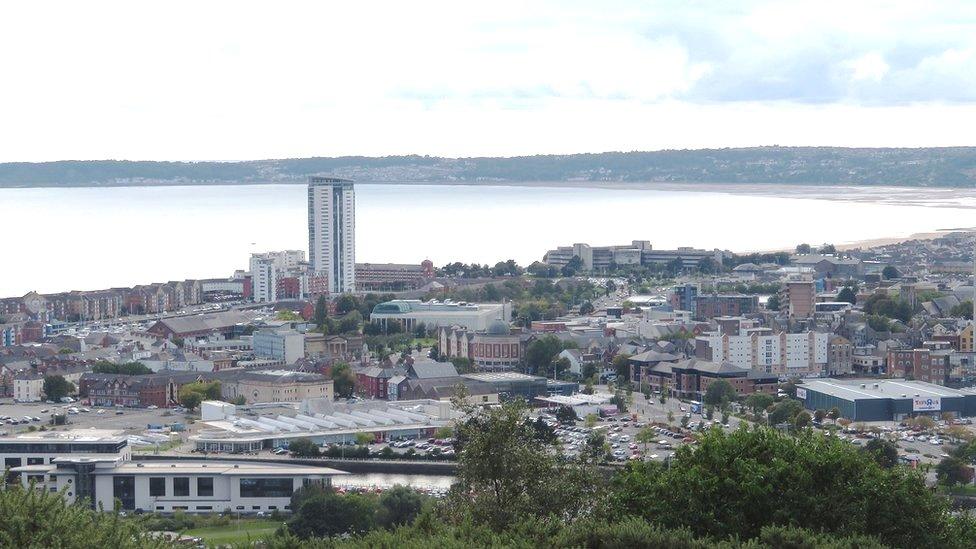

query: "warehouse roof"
left=801, top=378, right=969, bottom=401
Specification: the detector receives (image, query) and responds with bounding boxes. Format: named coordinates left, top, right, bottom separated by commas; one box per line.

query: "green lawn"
left=183, top=519, right=281, bottom=546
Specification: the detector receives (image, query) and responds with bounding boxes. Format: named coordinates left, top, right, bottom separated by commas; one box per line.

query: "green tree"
left=524, top=335, right=570, bottom=376
left=745, top=393, right=774, bottom=417
left=313, top=295, right=328, bottom=327
left=561, top=255, right=584, bottom=277
left=611, top=353, right=632, bottom=381
left=795, top=243, right=812, bottom=254
left=92, top=361, right=153, bottom=375
left=335, top=293, right=360, bottom=315
left=288, top=437, right=320, bottom=457
left=794, top=410, right=812, bottom=429
left=767, top=399, right=803, bottom=426
left=178, top=388, right=203, bottom=410
left=0, top=484, right=169, bottom=548
left=554, top=406, right=577, bottom=424
left=447, top=399, right=600, bottom=530
left=287, top=488, right=376, bottom=538
left=703, top=380, right=737, bottom=406
left=610, top=427, right=959, bottom=548
left=331, top=362, right=357, bottom=398
left=882, top=265, right=901, bottom=279
left=42, top=375, right=74, bottom=401
left=376, top=485, right=427, bottom=529
left=337, top=310, right=363, bottom=334
left=950, top=300, right=974, bottom=320
left=578, top=301, right=595, bottom=315
left=863, top=438, right=899, bottom=469
left=450, top=357, right=475, bottom=374
left=936, top=455, right=973, bottom=487
left=837, top=285, right=857, bottom=305
left=766, top=293, right=781, bottom=311
left=814, top=409, right=827, bottom=423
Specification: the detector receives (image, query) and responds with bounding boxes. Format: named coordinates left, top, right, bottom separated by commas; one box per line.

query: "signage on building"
left=795, top=387, right=807, bottom=399
left=912, top=397, right=941, bottom=412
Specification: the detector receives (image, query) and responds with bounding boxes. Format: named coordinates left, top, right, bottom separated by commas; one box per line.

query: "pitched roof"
left=407, top=361, right=459, bottom=379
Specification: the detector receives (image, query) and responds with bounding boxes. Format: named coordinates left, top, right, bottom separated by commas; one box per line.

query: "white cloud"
left=1, top=1, right=976, bottom=160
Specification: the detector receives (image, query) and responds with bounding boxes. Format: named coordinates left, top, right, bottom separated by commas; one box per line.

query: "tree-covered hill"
left=3, top=147, right=976, bottom=187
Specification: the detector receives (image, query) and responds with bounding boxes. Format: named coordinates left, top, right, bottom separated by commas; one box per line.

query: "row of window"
left=148, top=476, right=213, bottom=497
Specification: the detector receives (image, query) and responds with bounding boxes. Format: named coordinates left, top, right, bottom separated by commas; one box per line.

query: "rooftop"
left=0, top=429, right=126, bottom=443
left=801, top=378, right=971, bottom=401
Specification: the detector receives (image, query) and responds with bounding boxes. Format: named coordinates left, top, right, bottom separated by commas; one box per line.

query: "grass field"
left=183, top=519, right=281, bottom=546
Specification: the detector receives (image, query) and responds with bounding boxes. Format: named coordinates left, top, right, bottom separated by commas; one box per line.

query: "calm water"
left=2, top=182, right=976, bottom=297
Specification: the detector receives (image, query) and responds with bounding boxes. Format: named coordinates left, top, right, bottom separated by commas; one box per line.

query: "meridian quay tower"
left=308, top=176, right=355, bottom=294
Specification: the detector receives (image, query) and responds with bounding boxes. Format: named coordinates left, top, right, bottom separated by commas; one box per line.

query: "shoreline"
left=745, top=230, right=958, bottom=255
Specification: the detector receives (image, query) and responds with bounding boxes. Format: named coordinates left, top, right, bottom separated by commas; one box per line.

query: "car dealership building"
left=797, top=378, right=976, bottom=422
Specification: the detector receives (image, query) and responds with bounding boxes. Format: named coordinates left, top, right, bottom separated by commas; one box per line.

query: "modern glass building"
left=308, top=176, right=355, bottom=294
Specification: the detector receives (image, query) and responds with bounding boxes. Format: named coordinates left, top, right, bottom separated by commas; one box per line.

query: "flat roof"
left=801, top=378, right=971, bottom=401
left=108, top=461, right=348, bottom=476
left=0, top=429, right=126, bottom=443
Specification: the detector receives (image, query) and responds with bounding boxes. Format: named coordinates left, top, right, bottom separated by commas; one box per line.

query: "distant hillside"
left=3, top=147, right=976, bottom=188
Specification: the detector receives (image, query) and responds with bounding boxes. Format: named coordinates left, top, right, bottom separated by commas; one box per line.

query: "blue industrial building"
left=797, top=378, right=976, bottom=422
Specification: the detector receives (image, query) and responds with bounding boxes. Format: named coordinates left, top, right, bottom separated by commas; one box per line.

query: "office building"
left=543, top=241, right=726, bottom=271
left=252, top=329, right=306, bottom=365
left=308, top=177, right=355, bottom=294
left=4, top=430, right=345, bottom=514
left=786, top=279, right=816, bottom=319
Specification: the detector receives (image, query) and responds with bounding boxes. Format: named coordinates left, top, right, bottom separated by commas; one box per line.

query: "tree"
left=637, top=426, right=656, bottom=452
left=578, top=301, right=595, bottom=315
left=288, top=488, right=377, bottom=538
left=42, top=375, right=74, bottom=401
left=355, top=432, right=375, bottom=446
left=288, top=437, right=320, bottom=457
left=667, top=411, right=675, bottom=424
left=882, top=265, right=901, bottom=279
left=680, top=415, right=690, bottom=429
left=814, top=409, right=826, bottom=423
left=610, top=427, right=959, bottom=548
left=611, top=353, right=632, bottom=381
left=793, top=410, right=812, bottom=429
left=561, top=255, right=584, bottom=277
left=331, top=362, right=357, bottom=398
left=335, top=294, right=360, bottom=315
left=313, top=295, right=328, bottom=327
left=232, top=395, right=246, bottom=405
left=376, top=485, right=427, bottom=529
left=450, top=357, right=475, bottom=374
left=605, top=279, right=617, bottom=296
left=768, top=399, right=804, bottom=426
left=524, top=335, right=570, bottom=376
left=863, top=438, right=899, bottom=469
left=434, top=425, right=454, bottom=439
left=936, top=455, right=973, bottom=487
left=448, top=399, right=600, bottom=530
left=581, top=362, right=598, bottom=381
left=827, top=407, right=841, bottom=424
left=0, top=484, right=169, bottom=548
left=92, top=361, right=152, bottom=375
left=766, top=294, right=781, bottom=311
left=837, top=285, right=857, bottom=305
left=745, top=393, right=774, bottom=417
left=703, top=380, right=737, bottom=406
left=819, top=244, right=837, bottom=254
left=950, top=300, right=974, bottom=320
left=795, top=243, right=812, bottom=254
left=337, top=311, right=363, bottom=334
left=554, top=406, right=578, bottom=424
left=178, top=388, right=203, bottom=411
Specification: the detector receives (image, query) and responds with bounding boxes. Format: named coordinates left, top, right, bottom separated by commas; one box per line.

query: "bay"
left=2, top=182, right=975, bottom=297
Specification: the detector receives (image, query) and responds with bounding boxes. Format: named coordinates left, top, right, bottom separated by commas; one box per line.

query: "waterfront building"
left=370, top=299, right=510, bottom=332
left=308, top=176, right=355, bottom=294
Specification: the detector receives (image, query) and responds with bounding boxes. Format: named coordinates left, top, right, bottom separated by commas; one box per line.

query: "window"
left=197, top=477, right=214, bottom=497
left=196, top=505, right=212, bottom=511
left=27, top=457, right=44, bottom=465
left=113, top=476, right=136, bottom=510
left=173, top=477, right=190, bottom=497
left=240, top=478, right=293, bottom=498
left=149, top=477, right=166, bottom=497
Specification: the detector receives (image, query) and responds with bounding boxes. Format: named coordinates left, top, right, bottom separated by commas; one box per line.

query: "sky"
left=2, top=1, right=976, bottom=162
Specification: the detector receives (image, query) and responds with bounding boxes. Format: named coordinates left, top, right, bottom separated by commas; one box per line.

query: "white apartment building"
left=13, top=373, right=44, bottom=402
left=249, top=255, right=278, bottom=303
left=308, top=176, right=355, bottom=294
left=697, top=331, right=830, bottom=376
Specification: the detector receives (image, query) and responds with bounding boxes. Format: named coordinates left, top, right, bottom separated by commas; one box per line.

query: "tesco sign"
left=912, top=397, right=941, bottom=412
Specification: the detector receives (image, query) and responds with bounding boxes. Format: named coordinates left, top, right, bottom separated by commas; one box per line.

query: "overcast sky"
left=3, top=1, right=976, bottom=161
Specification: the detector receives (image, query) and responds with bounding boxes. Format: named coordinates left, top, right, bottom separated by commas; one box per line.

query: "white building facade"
left=697, top=331, right=830, bottom=376
left=249, top=255, right=278, bottom=303
left=308, top=177, right=355, bottom=294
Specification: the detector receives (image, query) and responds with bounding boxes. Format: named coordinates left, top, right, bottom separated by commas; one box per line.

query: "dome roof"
left=485, top=320, right=511, bottom=336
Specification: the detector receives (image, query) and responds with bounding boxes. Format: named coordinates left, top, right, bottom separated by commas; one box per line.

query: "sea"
left=2, top=181, right=975, bottom=297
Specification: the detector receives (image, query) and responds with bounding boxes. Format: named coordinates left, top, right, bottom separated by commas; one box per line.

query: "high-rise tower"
left=308, top=176, right=355, bottom=294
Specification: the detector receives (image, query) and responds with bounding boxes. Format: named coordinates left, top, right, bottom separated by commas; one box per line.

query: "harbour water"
left=3, top=181, right=975, bottom=297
